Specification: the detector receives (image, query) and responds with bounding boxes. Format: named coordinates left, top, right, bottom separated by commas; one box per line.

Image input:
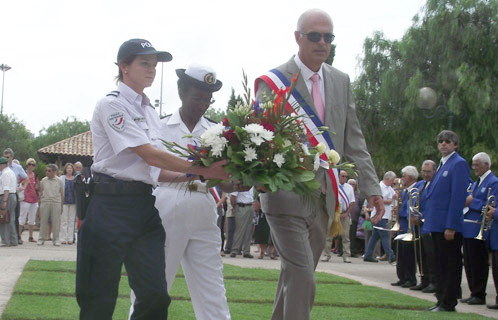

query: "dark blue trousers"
left=76, top=194, right=170, bottom=320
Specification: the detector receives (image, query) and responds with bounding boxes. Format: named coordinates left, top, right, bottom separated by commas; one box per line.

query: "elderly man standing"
left=363, top=171, right=396, bottom=263
left=392, top=166, right=418, bottom=288
left=461, top=152, right=498, bottom=305
left=255, top=8, right=383, bottom=320
left=2, top=148, right=28, bottom=245
left=424, top=130, right=471, bottom=312
left=0, top=157, right=18, bottom=246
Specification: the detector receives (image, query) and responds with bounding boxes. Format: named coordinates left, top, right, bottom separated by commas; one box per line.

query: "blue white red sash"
left=255, top=69, right=347, bottom=210
left=210, top=187, right=221, bottom=202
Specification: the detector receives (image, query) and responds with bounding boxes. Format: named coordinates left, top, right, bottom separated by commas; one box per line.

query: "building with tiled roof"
left=37, top=131, right=93, bottom=168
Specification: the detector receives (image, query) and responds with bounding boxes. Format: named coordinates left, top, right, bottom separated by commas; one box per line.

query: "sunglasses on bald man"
left=300, top=32, right=335, bottom=43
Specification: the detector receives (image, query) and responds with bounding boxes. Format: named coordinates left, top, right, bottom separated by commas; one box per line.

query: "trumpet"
left=475, top=188, right=496, bottom=241
left=389, top=179, right=403, bottom=232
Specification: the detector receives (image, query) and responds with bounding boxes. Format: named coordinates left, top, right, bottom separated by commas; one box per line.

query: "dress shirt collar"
left=117, top=82, right=151, bottom=109
left=166, top=109, right=211, bottom=134
left=478, top=170, right=491, bottom=185
left=294, top=54, right=324, bottom=84
left=440, top=151, right=456, bottom=166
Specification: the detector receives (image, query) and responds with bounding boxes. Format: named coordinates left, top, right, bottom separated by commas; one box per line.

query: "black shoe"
left=350, top=254, right=359, bottom=258
left=389, top=257, right=396, bottom=264
left=391, top=281, right=403, bottom=286
left=337, top=253, right=343, bottom=257
left=401, top=281, right=416, bottom=288
left=410, top=283, right=427, bottom=291
left=363, top=257, right=378, bottom=263
left=467, top=297, right=485, bottom=305
left=460, top=296, right=472, bottom=303
left=422, top=283, right=436, bottom=293
left=223, top=250, right=230, bottom=254
left=243, top=253, right=254, bottom=258
left=431, top=306, right=456, bottom=312
left=230, top=253, right=237, bottom=258
left=487, top=304, right=498, bottom=310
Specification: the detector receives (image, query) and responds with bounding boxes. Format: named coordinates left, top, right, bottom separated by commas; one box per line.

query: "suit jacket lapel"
left=427, top=153, right=457, bottom=197
left=322, top=68, right=337, bottom=134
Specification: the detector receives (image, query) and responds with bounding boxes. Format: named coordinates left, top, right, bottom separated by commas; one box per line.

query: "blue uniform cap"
left=117, top=39, right=172, bottom=63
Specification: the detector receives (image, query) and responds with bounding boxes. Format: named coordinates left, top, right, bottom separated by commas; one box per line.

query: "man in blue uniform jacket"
left=462, top=152, right=498, bottom=306
left=424, top=130, right=471, bottom=312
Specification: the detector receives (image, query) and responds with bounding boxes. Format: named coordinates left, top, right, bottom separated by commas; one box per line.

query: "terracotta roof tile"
left=37, top=131, right=93, bottom=157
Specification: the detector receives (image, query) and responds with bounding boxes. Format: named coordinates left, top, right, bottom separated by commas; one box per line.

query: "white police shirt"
left=155, top=110, right=215, bottom=186
left=91, top=82, right=162, bottom=185
left=0, top=166, right=17, bottom=194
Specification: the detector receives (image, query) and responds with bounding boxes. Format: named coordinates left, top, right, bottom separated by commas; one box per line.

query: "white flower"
left=243, top=123, right=274, bottom=146
left=316, top=142, right=326, bottom=154
left=301, top=143, right=310, bottom=156
left=201, top=123, right=224, bottom=146
left=273, top=153, right=285, bottom=168
left=244, top=146, right=258, bottom=162
left=210, top=137, right=228, bottom=157
left=313, top=153, right=320, bottom=171
left=328, top=149, right=341, bottom=164
left=283, top=139, right=292, bottom=148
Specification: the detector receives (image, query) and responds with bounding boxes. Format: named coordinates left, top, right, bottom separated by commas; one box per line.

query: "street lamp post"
left=0, top=64, right=12, bottom=115
left=417, top=87, right=453, bottom=130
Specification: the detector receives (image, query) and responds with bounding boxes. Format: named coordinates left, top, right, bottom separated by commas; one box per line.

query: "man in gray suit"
left=256, top=8, right=384, bottom=320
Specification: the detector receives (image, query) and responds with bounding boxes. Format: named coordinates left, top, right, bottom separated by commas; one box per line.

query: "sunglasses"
left=438, top=139, right=452, bottom=144
left=27, top=163, right=36, bottom=166
left=300, top=32, right=335, bottom=43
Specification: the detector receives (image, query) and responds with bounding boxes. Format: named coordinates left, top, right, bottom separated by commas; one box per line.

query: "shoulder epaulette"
left=160, top=114, right=172, bottom=120
left=106, top=90, right=120, bottom=97
left=203, top=116, right=218, bottom=124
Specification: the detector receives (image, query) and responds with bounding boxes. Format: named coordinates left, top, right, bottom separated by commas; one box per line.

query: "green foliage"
left=204, top=107, right=227, bottom=123
left=354, top=0, right=497, bottom=175
left=227, top=88, right=244, bottom=110
left=0, top=114, right=35, bottom=161
left=33, top=116, right=90, bottom=152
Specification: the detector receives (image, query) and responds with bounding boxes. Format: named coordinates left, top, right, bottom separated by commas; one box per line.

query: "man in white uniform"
left=129, top=64, right=231, bottom=320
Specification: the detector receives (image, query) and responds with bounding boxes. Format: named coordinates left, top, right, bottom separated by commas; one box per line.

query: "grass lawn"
left=2, top=260, right=492, bottom=320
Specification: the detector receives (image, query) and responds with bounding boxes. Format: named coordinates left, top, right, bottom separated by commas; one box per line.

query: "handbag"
left=0, top=209, right=10, bottom=224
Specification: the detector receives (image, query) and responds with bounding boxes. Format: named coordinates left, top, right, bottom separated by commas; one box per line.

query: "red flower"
left=222, top=117, right=229, bottom=127
left=223, top=129, right=239, bottom=146
left=201, top=149, right=207, bottom=155
left=291, top=73, right=298, bottom=84
left=262, top=122, right=275, bottom=132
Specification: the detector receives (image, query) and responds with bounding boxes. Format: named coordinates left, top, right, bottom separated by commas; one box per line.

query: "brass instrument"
left=389, top=179, right=403, bottom=232
left=475, top=188, right=496, bottom=241
left=402, top=188, right=420, bottom=242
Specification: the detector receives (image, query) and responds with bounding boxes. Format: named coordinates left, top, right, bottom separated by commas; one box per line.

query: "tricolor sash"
left=210, top=187, right=222, bottom=202
left=255, top=69, right=346, bottom=210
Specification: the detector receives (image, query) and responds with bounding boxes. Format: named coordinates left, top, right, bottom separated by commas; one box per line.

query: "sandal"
left=270, top=254, right=278, bottom=260
left=29, top=237, right=35, bottom=242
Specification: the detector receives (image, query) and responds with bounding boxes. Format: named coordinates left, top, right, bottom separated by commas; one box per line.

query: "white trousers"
left=60, top=204, right=76, bottom=242
left=19, top=201, right=38, bottom=226
left=129, top=185, right=230, bottom=320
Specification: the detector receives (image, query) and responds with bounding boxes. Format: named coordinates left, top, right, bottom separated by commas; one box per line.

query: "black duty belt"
left=237, top=203, right=252, bottom=207
left=92, top=173, right=152, bottom=196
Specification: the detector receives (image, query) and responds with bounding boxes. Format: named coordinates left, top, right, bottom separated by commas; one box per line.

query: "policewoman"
left=76, top=39, right=229, bottom=320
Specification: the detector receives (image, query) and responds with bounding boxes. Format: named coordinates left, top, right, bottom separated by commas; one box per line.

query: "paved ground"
left=1, top=232, right=497, bottom=319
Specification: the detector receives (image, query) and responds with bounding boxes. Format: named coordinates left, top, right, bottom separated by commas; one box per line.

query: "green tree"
left=0, top=114, right=35, bottom=162
left=227, top=88, right=244, bottom=110
left=354, top=0, right=497, bottom=175
left=204, top=107, right=226, bottom=123
left=33, top=117, right=90, bottom=151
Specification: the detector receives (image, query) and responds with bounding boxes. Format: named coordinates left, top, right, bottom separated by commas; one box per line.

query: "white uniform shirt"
left=340, top=182, right=355, bottom=212
left=0, top=167, right=17, bottom=194
left=231, top=188, right=254, bottom=204
left=91, top=82, right=163, bottom=185
left=156, top=110, right=215, bottom=187
left=371, top=181, right=395, bottom=220
left=294, top=54, right=325, bottom=104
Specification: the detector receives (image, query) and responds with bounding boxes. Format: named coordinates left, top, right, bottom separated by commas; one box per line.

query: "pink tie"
left=310, top=73, right=325, bottom=123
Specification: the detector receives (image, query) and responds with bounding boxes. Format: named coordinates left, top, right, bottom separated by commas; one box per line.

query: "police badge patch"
left=108, top=112, right=126, bottom=131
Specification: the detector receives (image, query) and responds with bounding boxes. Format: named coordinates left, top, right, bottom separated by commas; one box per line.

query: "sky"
left=0, top=0, right=425, bottom=136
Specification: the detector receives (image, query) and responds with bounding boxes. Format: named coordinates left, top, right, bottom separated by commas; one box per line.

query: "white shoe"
left=54, top=241, right=61, bottom=246
left=37, top=240, right=44, bottom=245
